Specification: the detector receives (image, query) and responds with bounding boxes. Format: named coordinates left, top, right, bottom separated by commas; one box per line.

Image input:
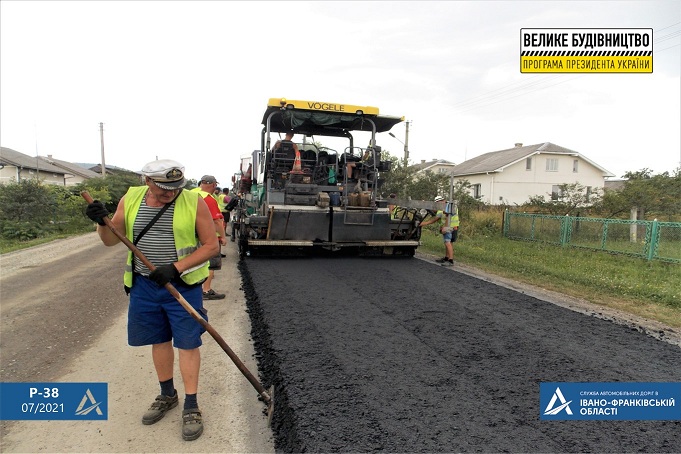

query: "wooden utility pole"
left=99, top=122, right=107, bottom=178
left=34, top=122, right=40, bottom=181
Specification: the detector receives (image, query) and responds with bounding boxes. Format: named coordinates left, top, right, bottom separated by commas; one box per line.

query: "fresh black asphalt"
left=240, top=257, right=680, bottom=453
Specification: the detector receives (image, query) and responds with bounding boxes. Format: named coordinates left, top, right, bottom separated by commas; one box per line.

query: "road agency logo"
left=521, top=28, right=653, bottom=73
left=540, top=382, right=681, bottom=421
left=0, top=382, right=107, bottom=421
left=75, top=388, right=103, bottom=416
left=543, top=387, right=573, bottom=416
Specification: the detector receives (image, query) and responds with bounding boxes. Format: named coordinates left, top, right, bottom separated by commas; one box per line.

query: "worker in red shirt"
left=191, top=175, right=227, bottom=300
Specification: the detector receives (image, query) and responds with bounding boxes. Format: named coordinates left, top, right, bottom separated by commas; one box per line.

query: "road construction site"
left=1, top=233, right=679, bottom=453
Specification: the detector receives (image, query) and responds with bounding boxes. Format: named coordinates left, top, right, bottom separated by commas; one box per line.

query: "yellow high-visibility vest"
left=123, top=186, right=208, bottom=287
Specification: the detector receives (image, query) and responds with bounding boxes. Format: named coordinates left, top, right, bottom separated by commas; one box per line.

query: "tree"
left=597, top=168, right=681, bottom=220
left=76, top=174, right=142, bottom=213
left=379, top=152, right=417, bottom=198
left=379, top=151, right=452, bottom=200
left=378, top=150, right=480, bottom=224
left=524, top=182, right=602, bottom=215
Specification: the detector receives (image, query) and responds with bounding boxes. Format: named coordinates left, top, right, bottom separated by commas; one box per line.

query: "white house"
left=450, top=142, right=615, bottom=205
left=0, top=147, right=71, bottom=186
left=0, top=147, right=128, bottom=186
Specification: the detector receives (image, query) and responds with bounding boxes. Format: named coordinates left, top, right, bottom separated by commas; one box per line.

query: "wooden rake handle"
left=81, top=191, right=272, bottom=404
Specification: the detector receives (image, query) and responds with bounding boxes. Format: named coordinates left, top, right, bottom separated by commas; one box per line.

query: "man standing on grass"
left=420, top=195, right=459, bottom=266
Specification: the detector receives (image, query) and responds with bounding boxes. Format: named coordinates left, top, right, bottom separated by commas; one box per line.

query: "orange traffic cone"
left=291, top=150, right=303, bottom=174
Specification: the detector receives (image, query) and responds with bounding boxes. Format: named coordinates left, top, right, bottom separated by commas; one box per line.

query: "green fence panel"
left=504, top=213, right=681, bottom=263
left=656, top=222, right=681, bottom=262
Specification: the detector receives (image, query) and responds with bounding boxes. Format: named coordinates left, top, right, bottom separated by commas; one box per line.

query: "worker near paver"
left=219, top=187, right=231, bottom=237
left=191, top=176, right=227, bottom=300
left=224, top=192, right=240, bottom=241
left=273, top=131, right=300, bottom=154
left=419, top=195, right=459, bottom=266
left=85, top=159, right=217, bottom=441
left=388, top=193, right=398, bottom=218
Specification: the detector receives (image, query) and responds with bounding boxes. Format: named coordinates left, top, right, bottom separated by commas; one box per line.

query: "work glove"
left=149, top=264, right=181, bottom=287
left=86, top=200, right=109, bottom=226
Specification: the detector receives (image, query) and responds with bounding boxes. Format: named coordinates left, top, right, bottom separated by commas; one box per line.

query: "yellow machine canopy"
left=263, top=97, right=404, bottom=137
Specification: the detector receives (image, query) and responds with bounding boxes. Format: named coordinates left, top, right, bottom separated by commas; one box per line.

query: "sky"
left=1, top=1, right=680, bottom=187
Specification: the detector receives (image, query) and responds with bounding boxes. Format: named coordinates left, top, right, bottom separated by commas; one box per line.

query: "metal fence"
left=503, top=211, right=681, bottom=263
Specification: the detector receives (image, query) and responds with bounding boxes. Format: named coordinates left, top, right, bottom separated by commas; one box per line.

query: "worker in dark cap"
left=85, top=158, right=215, bottom=441
left=191, top=175, right=227, bottom=300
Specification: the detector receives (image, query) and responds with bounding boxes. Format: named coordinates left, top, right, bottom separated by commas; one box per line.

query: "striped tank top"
left=133, top=198, right=178, bottom=276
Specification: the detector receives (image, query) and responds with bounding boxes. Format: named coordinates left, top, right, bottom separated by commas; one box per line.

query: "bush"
left=465, top=209, right=504, bottom=238
left=0, top=220, right=43, bottom=241
left=0, top=173, right=145, bottom=247
left=0, top=179, right=54, bottom=224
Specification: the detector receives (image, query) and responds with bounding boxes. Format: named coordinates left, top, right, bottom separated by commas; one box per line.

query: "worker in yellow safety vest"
left=85, top=159, right=218, bottom=441
left=419, top=195, right=459, bottom=266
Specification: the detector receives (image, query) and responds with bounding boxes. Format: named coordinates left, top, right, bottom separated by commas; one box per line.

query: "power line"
left=454, top=75, right=580, bottom=114
left=655, top=22, right=680, bottom=32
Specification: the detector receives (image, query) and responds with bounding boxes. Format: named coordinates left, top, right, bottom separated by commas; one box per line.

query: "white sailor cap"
left=141, top=159, right=186, bottom=190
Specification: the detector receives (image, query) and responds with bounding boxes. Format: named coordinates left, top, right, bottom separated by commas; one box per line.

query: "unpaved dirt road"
left=0, top=233, right=273, bottom=453
left=242, top=256, right=681, bottom=453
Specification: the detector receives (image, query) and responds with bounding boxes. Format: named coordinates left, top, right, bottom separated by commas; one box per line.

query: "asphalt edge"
left=237, top=258, right=303, bottom=453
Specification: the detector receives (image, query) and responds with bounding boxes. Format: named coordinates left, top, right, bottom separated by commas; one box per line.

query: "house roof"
left=0, top=147, right=69, bottom=174
left=411, top=159, right=456, bottom=172
left=604, top=179, right=626, bottom=191
left=39, top=156, right=101, bottom=178
left=450, top=142, right=614, bottom=177
left=1, top=147, right=137, bottom=181
left=88, top=163, right=139, bottom=175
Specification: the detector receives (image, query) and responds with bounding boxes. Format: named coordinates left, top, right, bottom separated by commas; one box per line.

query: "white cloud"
left=1, top=1, right=679, bottom=184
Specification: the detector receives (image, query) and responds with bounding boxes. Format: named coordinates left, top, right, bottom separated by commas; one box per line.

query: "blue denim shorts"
left=128, top=275, right=207, bottom=349
left=442, top=228, right=459, bottom=243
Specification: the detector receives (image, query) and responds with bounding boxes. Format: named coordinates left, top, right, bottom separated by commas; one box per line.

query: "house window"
left=546, top=158, right=558, bottom=172
left=551, top=185, right=563, bottom=201
left=573, top=159, right=579, bottom=173
left=438, top=168, right=447, bottom=174
left=526, top=157, right=532, bottom=170
left=586, top=186, right=592, bottom=202
left=472, top=184, right=482, bottom=199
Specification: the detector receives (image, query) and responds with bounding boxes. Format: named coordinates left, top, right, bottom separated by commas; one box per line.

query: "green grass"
left=420, top=230, right=681, bottom=328
left=0, top=228, right=93, bottom=254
